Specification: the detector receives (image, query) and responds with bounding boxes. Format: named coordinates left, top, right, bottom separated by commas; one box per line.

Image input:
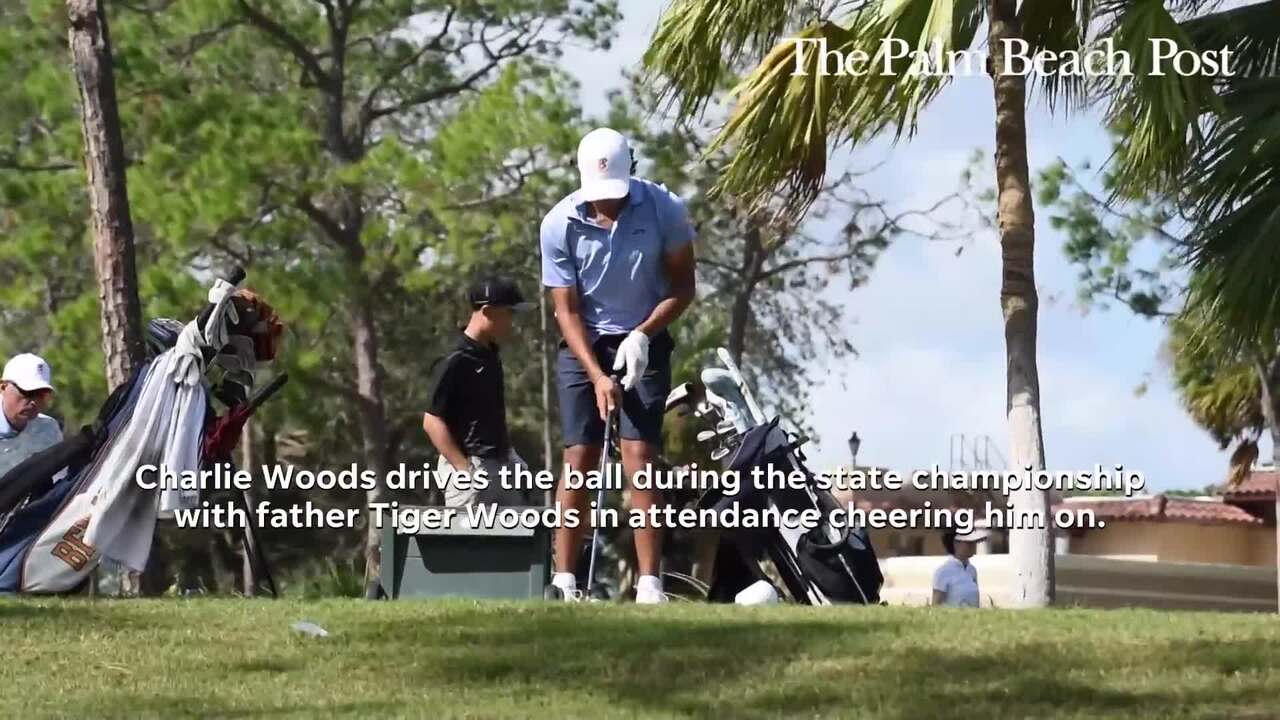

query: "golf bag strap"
left=0, top=427, right=97, bottom=519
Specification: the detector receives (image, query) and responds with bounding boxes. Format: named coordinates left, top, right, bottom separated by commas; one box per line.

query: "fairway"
left=3, top=599, right=1278, bottom=719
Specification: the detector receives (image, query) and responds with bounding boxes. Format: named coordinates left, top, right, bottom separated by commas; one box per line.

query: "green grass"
left=2, top=599, right=1278, bottom=719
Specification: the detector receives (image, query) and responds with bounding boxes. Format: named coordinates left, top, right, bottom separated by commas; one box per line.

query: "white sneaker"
left=635, top=575, right=667, bottom=604
left=551, top=573, right=581, bottom=602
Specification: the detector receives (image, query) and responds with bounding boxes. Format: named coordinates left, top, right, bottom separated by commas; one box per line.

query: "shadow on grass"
left=347, top=606, right=899, bottom=718
left=349, top=607, right=1280, bottom=719
left=0, top=597, right=195, bottom=634
left=873, top=637, right=1280, bottom=719
left=6, top=601, right=1280, bottom=718
left=0, top=600, right=52, bottom=621
left=92, top=695, right=401, bottom=719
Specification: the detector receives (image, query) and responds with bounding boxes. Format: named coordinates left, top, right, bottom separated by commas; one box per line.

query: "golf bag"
left=0, top=268, right=283, bottom=595
left=674, top=350, right=883, bottom=606
left=704, top=418, right=882, bottom=605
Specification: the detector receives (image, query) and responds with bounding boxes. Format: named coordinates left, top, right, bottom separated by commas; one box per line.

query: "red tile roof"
left=1054, top=495, right=1265, bottom=526
left=844, top=495, right=982, bottom=513
left=1222, top=469, right=1279, bottom=499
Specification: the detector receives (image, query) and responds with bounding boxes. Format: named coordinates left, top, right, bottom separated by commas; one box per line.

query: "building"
left=1053, top=494, right=1275, bottom=566
left=827, top=465, right=1009, bottom=557
left=874, top=467, right=1279, bottom=611
left=1222, top=467, right=1279, bottom=526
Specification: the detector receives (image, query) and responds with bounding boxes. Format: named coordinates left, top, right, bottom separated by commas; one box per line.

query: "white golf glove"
left=612, top=331, right=650, bottom=391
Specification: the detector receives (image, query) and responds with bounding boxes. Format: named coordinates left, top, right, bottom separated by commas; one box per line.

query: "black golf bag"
left=698, top=418, right=883, bottom=605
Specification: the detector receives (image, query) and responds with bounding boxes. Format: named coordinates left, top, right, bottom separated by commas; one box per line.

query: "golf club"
left=696, top=423, right=737, bottom=444
left=584, top=394, right=619, bottom=601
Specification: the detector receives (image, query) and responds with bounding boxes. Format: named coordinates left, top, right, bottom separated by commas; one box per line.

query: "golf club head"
left=710, top=446, right=731, bottom=462
left=696, top=430, right=717, bottom=443
left=701, top=369, right=751, bottom=433
left=664, top=382, right=695, bottom=415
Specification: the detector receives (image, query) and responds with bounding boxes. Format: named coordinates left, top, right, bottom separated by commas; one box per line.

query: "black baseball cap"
left=469, top=275, right=534, bottom=312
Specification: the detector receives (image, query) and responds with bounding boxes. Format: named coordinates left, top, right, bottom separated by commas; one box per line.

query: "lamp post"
left=848, top=432, right=861, bottom=467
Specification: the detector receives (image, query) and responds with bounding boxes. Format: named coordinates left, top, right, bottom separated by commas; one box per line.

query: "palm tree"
left=1167, top=305, right=1272, bottom=478
left=643, top=0, right=1245, bottom=606
left=1151, top=3, right=1280, bottom=607
left=1082, top=2, right=1280, bottom=470
left=1114, top=2, right=1280, bottom=348
left=1064, top=0, right=1278, bottom=611
left=642, top=0, right=1053, bottom=606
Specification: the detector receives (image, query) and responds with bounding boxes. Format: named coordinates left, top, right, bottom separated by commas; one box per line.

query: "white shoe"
left=635, top=575, right=667, bottom=604
left=551, top=573, right=581, bottom=602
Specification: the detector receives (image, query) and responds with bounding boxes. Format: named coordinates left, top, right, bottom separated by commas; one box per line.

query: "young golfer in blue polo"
left=540, top=127, right=697, bottom=603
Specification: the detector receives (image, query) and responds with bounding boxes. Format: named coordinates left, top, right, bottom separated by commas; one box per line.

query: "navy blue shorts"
left=556, top=331, right=674, bottom=449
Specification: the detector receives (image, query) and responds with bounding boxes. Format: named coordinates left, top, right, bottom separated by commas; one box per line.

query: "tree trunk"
left=66, top=0, right=144, bottom=391
left=1253, top=348, right=1280, bottom=613
left=988, top=0, right=1053, bottom=608
left=1254, top=351, right=1280, bottom=466
left=728, top=224, right=765, bottom=366
left=728, top=289, right=752, bottom=367
left=352, top=289, right=391, bottom=598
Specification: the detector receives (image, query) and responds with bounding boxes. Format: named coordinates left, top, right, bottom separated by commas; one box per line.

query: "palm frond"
left=643, top=0, right=805, bottom=119
left=1181, top=76, right=1280, bottom=345
left=1181, top=0, right=1280, bottom=79
left=1167, top=304, right=1266, bottom=449
left=1098, top=0, right=1222, bottom=196
left=858, top=0, right=983, bottom=134
left=709, top=21, right=857, bottom=217
left=1226, top=438, right=1259, bottom=487
left=1020, top=0, right=1092, bottom=112
left=708, top=0, right=987, bottom=217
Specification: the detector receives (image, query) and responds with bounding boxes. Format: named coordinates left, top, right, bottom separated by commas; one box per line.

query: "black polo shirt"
left=425, top=332, right=509, bottom=459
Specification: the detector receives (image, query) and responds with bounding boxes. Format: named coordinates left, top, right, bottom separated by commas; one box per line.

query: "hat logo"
left=597, top=157, right=609, bottom=173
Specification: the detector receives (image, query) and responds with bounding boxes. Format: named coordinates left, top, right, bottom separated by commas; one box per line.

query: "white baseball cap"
left=954, top=527, right=991, bottom=543
left=576, top=128, right=632, bottom=202
left=2, top=353, right=54, bottom=393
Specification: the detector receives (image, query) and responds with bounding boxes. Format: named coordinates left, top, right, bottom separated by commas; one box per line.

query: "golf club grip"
left=603, top=371, right=622, bottom=424
left=224, top=266, right=246, bottom=286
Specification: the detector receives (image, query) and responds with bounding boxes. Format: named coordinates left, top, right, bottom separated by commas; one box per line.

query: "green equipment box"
left=380, top=506, right=551, bottom=600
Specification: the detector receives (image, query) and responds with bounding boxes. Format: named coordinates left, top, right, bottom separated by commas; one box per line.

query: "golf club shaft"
left=585, top=401, right=617, bottom=595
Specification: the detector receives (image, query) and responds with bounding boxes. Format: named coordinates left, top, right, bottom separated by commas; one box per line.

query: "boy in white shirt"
left=931, top=526, right=989, bottom=607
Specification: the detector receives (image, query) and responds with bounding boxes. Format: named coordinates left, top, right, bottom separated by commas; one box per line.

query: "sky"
left=559, top=1, right=1266, bottom=492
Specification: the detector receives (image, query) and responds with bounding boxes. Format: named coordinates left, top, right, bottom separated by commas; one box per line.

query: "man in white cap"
left=540, top=127, right=697, bottom=603
left=0, top=353, right=64, bottom=479
left=931, top=525, right=991, bottom=608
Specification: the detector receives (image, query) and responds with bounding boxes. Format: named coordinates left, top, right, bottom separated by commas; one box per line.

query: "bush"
left=284, top=558, right=365, bottom=599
